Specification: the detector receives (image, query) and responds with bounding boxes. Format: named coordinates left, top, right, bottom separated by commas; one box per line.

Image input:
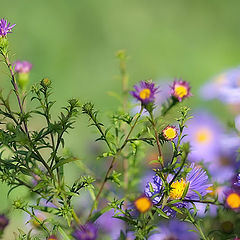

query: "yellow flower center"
left=135, top=197, right=152, bottom=213
left=195, top=128, right=212, bottom=144
left=163, top=127, right=177, bottom=140
left=174, top=85, right=188, bottom=98
left=139, top=88, right=151, bottom=100
left=169, top=178, right=187, bottom=199
left=226, top=193, right=240, bottom=209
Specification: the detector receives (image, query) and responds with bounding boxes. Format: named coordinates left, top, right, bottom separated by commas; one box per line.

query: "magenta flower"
left=14, top=61, right=32, bottom=73
left=171, top=79, right=191, bottom=101
left=0, top=18, right=15, bottom=37
left=130, top=81, right=158, bottom=105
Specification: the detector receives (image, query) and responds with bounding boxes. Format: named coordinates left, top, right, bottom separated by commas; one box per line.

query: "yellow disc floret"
left=226, top=192, right=240, bottom=209
left=134, top=196, right=152, bottom=213
left=195, top=128, right=212, bottom=144
left=174, top=85, right=188, bottom=98
left=139, top=88, right=151, bottom=100
left=163, top=127, right=177, bottom=140
left=169, top=178, right=188, bottom=199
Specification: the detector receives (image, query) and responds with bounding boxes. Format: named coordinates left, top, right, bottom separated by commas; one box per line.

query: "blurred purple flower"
left=14, top=61, right=32, bottom=73
left=232, top=173, right=240, bottom=193
left=72, top=223, right=98, bottom=240
left=0, top=214, right=9, bottom=231
left=95, top=209, right=124, bottom=239
left=0, top=18, right=15, bottom=37
left=200, top=67, right=240, bottom=104
left=184, top=111, right=223, bottom=163
left=148, top=220, right=198, bottom=240
left=184, top=111, right=240, bottom=183
left=171, top=79, right=191, bottom=102
left=224, top=189, right=240, bottom=211
left=130, top=81, right=158, bottom=105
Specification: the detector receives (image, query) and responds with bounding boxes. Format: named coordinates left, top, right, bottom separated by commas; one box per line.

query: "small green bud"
left=17, top=73, right=29, bottom=90
left=41, top=78, right=51, bottom=88
left=6, top=122, right=15, bottom=132
left=0, top=37, right=8, bottom=54
left=13, top=200, right=22, bottom=209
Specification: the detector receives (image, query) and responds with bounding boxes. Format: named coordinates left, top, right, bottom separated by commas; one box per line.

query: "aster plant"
left=0, top=18, right=239, bottom=240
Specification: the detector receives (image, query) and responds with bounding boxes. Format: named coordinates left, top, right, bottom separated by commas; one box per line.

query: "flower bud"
left=14, top=61, right=32, bottom=90
left=41, top=78, right=51, bottom=88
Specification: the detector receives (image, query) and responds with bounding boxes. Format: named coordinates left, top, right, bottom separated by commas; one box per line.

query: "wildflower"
left=148, top=220, right=198, bottom=240
left=95, top=209, right=124, bottom=239
left=145, top=164, right=212, bottom=206
left=0, top=18, right=15, bottom=37
left=233, top=173, right=240, bottom=191
left=47, top=236, right=58, bottom=240
left=72, top=223, right=98, bottom=240
left=184, top=111, right=240, bottom=183
left=225, top=190, right=240, bottom=210
left=171, top=80, right=191, bottom=102
left=0, top=214, right=9, bottom=231
left=130, top=81, right=158, bottom=106
left=14, top=61, right=32, bottom=73
left=200, top=67, right=240, bottom=105
left=131, top=81, right=170, bottom=116
left=134, top=196, right=152, bottom=213
left=13, top=60, right=32, bottom=90
left=162, top=126, right=178, bottom=141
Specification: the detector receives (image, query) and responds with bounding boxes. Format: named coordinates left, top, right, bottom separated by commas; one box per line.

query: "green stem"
left=87, top=107, right=143, bottom=220
left=149, top=111, right=164, bottom=168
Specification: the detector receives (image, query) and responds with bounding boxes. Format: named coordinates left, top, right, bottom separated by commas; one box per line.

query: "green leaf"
left=58, top=226, right=71, bottom=240
left=155, top=207, right=169, bottom=219
left=89, top=205, right=112, bottom=222
left=52, top=157, right=79, bottom=170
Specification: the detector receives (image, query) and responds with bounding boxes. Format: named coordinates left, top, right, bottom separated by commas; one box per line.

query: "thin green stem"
left=87, top=107, right=143, bottom=220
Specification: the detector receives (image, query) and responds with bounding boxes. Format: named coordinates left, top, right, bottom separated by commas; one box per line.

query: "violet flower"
left=130, top=81, right=158, bottom=106
left=72, top=223, right=98, bottom=240
left=0, top=18, right=15, bottom=37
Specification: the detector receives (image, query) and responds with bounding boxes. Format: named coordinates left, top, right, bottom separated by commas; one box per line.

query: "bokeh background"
left=1, top=0, right=240, bottom=239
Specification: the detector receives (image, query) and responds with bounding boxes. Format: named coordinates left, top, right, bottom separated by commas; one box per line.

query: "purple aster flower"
left=14, top=61, right=32, bottom=73
left=184, top=111, right=223, bottom=163
left=131, top=80, right=171, bottom=116
left=0, top=214, right=9, bottom=231
left=72, top=223, right=98, bottom=240
left=200, top=67, right=240, bottom=104
left=0, top=18, right=16, bottom=37
left=130, top=81, right=158, bottom=105
left=144, top=164, right=211, bottom=213
left=95, top=209, right=124, bottom=239
left=148, top=220, right=198, bottom=240
left=232, top=173, right=240, bottom=193
left=224, top=189, right=240, bottom=211
left=184, top=111, right=240, bottom=183
left=171, top=79, right=191, bottom=102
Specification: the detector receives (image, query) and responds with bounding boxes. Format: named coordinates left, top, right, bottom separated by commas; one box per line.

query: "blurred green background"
left=1, top=0, right=240, bottom=238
